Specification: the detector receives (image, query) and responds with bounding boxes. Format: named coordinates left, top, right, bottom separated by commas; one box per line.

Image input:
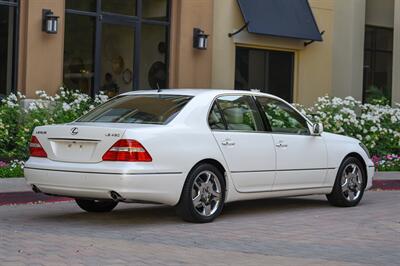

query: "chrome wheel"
left=341, top=163, right=363, bottom=202
left=191, top=170, right=222, bottom=217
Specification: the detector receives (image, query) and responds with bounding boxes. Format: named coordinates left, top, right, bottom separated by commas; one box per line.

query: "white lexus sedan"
left=25, top=89, right=374, bottom=223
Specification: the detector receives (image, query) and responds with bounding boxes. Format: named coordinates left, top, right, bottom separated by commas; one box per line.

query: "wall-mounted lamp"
left=193, top=28, right=209, bottom=50
left=42, top=9, right=59, bottom=34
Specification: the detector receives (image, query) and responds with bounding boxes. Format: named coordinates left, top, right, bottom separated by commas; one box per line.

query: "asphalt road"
left=0, top=191, right=399, bottom=266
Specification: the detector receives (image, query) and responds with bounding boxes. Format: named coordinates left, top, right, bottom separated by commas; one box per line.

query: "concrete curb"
left=373, top=172, right=400, bottom=180
left=371, top=180, right=400, bottom=191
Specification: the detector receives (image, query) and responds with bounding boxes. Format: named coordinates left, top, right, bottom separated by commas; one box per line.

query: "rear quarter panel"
left=122, top=93, right=234, bottom=201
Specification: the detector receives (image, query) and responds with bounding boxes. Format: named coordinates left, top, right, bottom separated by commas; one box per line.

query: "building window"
left=64, top=0, right=170, bottom=97
left=363, top=26, right=393, bottom=104
left=63, top=15, right=95, bottom=95
left=235, top=47, right=294, bottom=103
left=0, top=0, right=18, bottom=98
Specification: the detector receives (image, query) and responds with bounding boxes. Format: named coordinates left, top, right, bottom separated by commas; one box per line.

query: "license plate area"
left=50, top=139, right=99, bottom=162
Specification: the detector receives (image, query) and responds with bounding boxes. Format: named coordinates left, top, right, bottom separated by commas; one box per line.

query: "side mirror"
left=311, top=122, right=323, bottom=136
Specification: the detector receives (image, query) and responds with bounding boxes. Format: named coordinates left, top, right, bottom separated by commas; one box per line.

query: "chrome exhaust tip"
left=31, top=185, right=41, bottom=193
left=110, top=191, right=124, bottom=202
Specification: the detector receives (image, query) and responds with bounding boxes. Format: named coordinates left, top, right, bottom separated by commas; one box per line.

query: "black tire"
left=75, top=199, right=118, bottom=213
left=326, top=157, right=366, bottom=207
left=176, top=163, right=226, bottom=223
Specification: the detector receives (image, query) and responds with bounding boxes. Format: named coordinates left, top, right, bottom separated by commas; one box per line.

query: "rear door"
left=210, top=95, right=276, bottom=193
left=256, top=96, right=328, bottom=190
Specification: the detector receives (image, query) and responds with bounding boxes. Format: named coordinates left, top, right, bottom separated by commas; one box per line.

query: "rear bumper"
left=24, top=159, right=186, bottom=206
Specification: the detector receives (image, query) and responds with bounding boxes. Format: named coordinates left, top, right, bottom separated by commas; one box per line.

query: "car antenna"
left=157, top=83, right=162, bottom=92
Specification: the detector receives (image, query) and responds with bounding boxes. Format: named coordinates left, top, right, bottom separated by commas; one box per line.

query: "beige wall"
left=211, top=0, right=334, bottom=105
left=298, top=0, right=334, bottom=105
left=18, top=0, right=65, bottom=98
left=366, top=0, right=394, bottom=27
left=331, top=0, right=366, bottom=101
left=169, top=0, right=214, bottom=88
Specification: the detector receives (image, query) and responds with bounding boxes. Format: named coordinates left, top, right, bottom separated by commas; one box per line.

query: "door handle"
left=221, top=140, right=235, bottom=146
left=275, top=142, right=288, bottom=148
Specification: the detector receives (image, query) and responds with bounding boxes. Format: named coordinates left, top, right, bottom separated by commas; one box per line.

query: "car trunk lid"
left=34, top=123, right=127, bottom=163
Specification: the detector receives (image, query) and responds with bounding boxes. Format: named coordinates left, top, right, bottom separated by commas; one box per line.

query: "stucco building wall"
left=18, top=0, right=65, bottom=98
left=13, top=0, right=400, bottom=105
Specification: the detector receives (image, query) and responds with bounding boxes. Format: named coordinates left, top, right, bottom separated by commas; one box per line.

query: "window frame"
left=0, top=0, right=19, bottom=95
left=363, top=25, right=393, bottom=103
left=255, top=96, right=311, bottom=136
left=234, top=46, right=295, bottom=103
left=64, top=0, right=171, bottom=97
left=207, top=94, right=268, bottom=133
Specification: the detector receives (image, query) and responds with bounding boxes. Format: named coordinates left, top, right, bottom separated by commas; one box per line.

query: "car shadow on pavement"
left=222, top=196, right=329, bottom=218
left=31, top=196, right=329, bottom=226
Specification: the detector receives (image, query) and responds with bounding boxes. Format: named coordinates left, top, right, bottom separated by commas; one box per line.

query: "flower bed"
left=372, top=155, right=400, bottom=172
left=0, top=160, right=24, bottom=178
left=295, top=96, right=400, bottom=157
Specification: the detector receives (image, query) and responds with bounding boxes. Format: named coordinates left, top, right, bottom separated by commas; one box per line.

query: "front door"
left=256, top=96, right=328, bottom=190
left=209, top=95, right=276, bottom=193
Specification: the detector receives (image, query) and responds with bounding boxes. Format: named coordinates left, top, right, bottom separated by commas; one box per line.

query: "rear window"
left=78, top=95, right=192, bottom=124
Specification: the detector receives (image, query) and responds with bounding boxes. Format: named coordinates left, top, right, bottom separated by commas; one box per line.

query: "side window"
left=257, top=97, right=309, bottom=135
left=216, top=95, right=264, bottom=132
left=208, top=103, right=226, bottom=130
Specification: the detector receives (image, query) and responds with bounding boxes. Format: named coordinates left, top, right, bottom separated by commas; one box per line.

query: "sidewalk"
left=0, top=177, right=31, bottom=193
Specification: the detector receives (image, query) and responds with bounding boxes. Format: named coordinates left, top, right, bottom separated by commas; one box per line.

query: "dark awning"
left=237, top=0, right=323, bottom=41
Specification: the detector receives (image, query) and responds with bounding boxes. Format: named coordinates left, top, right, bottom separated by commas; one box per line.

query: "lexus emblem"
left=70, top=127, right=79, bottom=136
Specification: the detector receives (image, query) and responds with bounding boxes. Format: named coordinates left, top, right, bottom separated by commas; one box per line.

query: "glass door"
left=99, top=20, right=135, bottom=97
left=64, top=0, right=171, bottom=96
left=235, top=47, right=294, bottom=102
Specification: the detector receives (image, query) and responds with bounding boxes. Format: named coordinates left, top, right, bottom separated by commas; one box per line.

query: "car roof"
left=122, top=89, right=277, bottom=98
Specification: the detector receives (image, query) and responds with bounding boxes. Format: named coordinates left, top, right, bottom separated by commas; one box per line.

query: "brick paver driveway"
left=0, top=191, right=399, bottom=266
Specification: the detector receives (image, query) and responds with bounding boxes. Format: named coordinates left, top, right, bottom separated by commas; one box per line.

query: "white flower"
left=334, top=114, right=343, bottom=121
left=7, top=101, right=17, bottom=107
left=8, top=93, right=17, bottom=101
left=28, top=103, right=38, bottom=111
left=62, top=102, right=71, bottom=111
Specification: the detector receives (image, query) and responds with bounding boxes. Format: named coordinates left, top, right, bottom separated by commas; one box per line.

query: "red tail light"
left=29, top=136, right=47, bottom=158
left=102, top=139, right=152, bottom=162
